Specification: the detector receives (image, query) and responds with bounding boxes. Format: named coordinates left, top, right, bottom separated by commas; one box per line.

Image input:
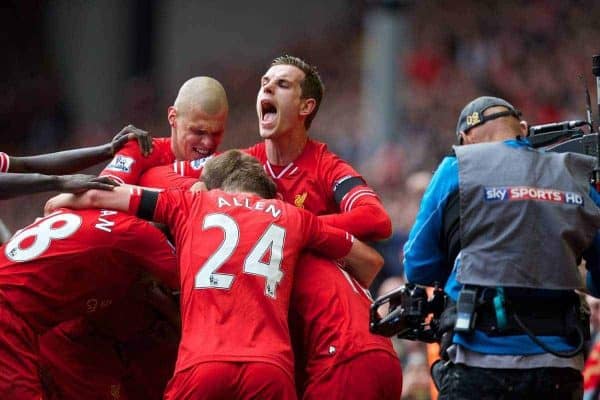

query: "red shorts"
left=0, top=300, right=42, bottom=400
left=164, top=361, right=297, bottom=400
left=303, top=350, right=403, bottom=400
left=39, top=320, right=128, bottom=400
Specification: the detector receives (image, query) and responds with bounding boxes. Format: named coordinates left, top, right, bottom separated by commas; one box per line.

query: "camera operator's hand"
left=437, top=304, right=458, bottom=360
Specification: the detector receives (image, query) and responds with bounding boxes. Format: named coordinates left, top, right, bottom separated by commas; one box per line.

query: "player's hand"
left=110, top=124, right=153, bottom=157
left=56, top=174, right=120, bottom=194
left=44, top=193, right=77, bottom=216
left=133, top=276, right=182, bottom=331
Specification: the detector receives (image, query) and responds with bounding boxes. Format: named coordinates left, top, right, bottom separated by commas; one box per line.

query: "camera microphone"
left=528, top=120, right=588, bottom=136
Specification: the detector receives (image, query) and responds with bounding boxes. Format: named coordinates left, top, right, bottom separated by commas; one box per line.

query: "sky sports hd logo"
left=484, top=186, right=584, bottom=205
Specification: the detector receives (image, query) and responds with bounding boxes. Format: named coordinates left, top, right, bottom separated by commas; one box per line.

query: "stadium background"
left=1, top=0, right=599, bottom=398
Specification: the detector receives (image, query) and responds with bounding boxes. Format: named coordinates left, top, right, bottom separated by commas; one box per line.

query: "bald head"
left=168, top=77, right=229, bottom=161
left=173, top=77, right=228, bottom=117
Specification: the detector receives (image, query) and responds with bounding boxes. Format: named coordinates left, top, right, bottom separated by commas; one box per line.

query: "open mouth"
left=260, top=100, right=278, bottom=123
left=192, top=146, right=211, bottom=158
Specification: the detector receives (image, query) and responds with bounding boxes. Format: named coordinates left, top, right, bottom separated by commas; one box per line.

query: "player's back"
left=291, top=253, right=394, bottom=384
left=0, top=208, right=176, bottom=333
left=246, top=139, right=396, bottom=376
left=169, top=190, right=313, bottom=377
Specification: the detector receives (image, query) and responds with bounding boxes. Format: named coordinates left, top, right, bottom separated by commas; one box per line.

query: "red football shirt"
left=137, top=155, right=213, bottom=190
left=0, top=208, right=177, bottom=334
left=100, top=137, right=175, bottom=184
left=150, top=189, right=353, bottom=379
left=42, top=138, right=181, bottom=399
left=245, top=140, right=396, bottom=376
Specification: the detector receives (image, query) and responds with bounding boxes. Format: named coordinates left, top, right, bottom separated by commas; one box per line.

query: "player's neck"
left=227, top=189, right=262, bottom=198
left=265, top=128, right=308, bottom=166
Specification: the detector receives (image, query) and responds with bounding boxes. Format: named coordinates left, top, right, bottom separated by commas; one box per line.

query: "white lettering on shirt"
left=95, top=210, right=118, bottom=233
left=217, top=195, right=281, bottom=218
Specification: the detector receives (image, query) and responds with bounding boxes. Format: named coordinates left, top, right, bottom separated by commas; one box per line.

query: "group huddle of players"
left=0, top=56, right=403, bottom=400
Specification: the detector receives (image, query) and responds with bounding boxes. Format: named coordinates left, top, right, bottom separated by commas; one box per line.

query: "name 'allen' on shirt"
left=216, top=195, right=282, bottom=218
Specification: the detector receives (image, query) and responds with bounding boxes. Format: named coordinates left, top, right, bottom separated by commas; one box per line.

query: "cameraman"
left=403, top=96, right=600, bottom=399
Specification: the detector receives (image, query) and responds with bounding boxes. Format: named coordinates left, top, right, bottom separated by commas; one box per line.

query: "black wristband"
left=137, top=190, right=159, bottom=220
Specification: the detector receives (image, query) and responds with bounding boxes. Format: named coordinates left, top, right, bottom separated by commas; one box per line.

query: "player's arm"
left=343, top=239, right=385, bottom=287
left=141, top=279, right=181, bottom=330
left=7, top=125, right=151, bottom=174
left=320, top=156, right=392, bottom=241
left=319, top=185, right=392, bottom=241
left=44, top=185, right=143, bottom=215
left=44, top=184, right=179, bottom=230
left=306, top=210, right=384, bottom=287
left=0, top=173, right=119, bottom=200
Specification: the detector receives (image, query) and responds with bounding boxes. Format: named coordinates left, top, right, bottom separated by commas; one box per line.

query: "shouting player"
left=248, top=55, right=402, bottom=399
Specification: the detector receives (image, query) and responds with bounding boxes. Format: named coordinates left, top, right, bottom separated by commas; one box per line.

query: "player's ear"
left=519, top=120, right=528, bottom=137
left=299, top=98, right=316, bottom=118
left=168, top=106, right=177, bottom=128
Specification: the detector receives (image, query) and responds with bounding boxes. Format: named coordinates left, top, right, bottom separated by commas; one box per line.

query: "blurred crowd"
left=3, top=1, right=600, bottom=398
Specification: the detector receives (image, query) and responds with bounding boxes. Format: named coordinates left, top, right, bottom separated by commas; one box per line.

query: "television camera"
left=370, top=283, right=446, bottom=341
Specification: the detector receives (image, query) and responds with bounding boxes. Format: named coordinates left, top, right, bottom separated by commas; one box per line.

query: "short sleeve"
left=100, top=138, right=175, bottom=184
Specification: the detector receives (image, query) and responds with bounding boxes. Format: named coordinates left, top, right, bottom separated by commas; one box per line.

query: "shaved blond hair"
left=173, top=77, right=228, bottom=117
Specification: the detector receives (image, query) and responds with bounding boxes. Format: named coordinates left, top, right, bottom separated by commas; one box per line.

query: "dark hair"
left=271, top=55, right=324, bottom=129
left=202, top=150, right=277, bottom=199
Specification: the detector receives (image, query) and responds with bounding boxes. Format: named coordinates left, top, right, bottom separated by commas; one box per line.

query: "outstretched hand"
left=56, top=174, right=120, bottom=194
left=110, top=124, right=153, bottom=157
